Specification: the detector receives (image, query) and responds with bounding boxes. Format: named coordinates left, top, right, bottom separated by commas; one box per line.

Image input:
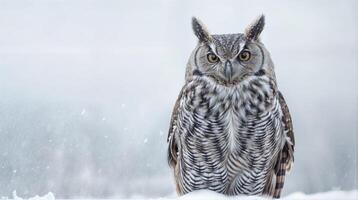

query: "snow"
left=179, top=190, right=358, bottom=200
left=6, top=191, right=55, bottom=200
left=80, top=109, right=86, bottom=116
left=3, top=190, right=357, bottom=200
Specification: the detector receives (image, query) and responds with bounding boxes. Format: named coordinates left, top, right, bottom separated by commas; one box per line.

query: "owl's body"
left=168, top=16, right=294, bottom=198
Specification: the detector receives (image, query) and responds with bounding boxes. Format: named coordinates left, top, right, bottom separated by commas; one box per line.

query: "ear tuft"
left=192, top=17, right=212, bottom=43
left=244, top=14, right=265, bottom=41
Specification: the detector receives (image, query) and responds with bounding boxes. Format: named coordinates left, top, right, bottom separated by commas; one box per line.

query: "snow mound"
left=3, top=191, right=55, bottom=200
left=283, top=190, right=358, bottom=200
left=179, top=190, right=269, bottom=200
left=180, top=190, right=358, bottom=200
left=2, top=190, right=357, bottom=200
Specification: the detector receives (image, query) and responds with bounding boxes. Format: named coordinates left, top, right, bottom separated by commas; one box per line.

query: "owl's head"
left=186, top=15, right=274, bottom=85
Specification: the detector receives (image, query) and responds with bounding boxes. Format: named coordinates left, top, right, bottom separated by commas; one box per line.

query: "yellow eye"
left=238, top=50, right=251, bottom=61
left=207, top=53, right=219, bottom=63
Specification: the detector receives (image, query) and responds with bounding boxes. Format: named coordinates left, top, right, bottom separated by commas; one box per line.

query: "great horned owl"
left=167, top=15, right=294, bottom=198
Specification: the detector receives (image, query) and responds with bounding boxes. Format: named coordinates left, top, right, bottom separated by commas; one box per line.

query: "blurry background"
left=0, top=0, right=357, bottom=198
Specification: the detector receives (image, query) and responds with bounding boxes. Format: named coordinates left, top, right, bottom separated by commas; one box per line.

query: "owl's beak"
left=224, top=61, right=233, bottom=81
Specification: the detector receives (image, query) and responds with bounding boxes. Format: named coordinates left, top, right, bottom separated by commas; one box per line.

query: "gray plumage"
left=167, top=15, right=294, bottom=198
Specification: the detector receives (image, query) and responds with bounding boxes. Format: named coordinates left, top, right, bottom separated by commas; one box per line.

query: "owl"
left=167, top=15, right=295, bottom=198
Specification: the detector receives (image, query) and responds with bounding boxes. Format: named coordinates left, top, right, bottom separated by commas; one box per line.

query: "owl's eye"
left=238, top=50, right=251, bottom=61
left=207, top=53, right=219, bottom=63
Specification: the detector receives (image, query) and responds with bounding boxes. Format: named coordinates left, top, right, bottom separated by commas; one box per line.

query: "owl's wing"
left=265, top=91, right=295, bottom=198
left=167, top=86, right=184, bottom=168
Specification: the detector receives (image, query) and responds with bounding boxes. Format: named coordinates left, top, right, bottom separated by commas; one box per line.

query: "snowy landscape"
left=3, top=190, right=358, bottom=200
left=0, top=0, right=357, bottom=199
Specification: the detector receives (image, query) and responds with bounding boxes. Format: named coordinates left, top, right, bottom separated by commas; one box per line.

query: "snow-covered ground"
left=3, top=190, right=358, bottom=200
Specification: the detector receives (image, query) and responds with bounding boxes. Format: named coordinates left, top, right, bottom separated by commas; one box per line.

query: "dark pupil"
left=242, top=52, right=248, bottom=59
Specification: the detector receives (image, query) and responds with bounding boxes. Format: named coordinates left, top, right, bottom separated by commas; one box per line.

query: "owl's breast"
left=177, top=77, right=283, bottom=195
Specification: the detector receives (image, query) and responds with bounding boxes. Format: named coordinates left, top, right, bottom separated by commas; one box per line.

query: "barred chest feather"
left=176, top=76, right=286, bottom=195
